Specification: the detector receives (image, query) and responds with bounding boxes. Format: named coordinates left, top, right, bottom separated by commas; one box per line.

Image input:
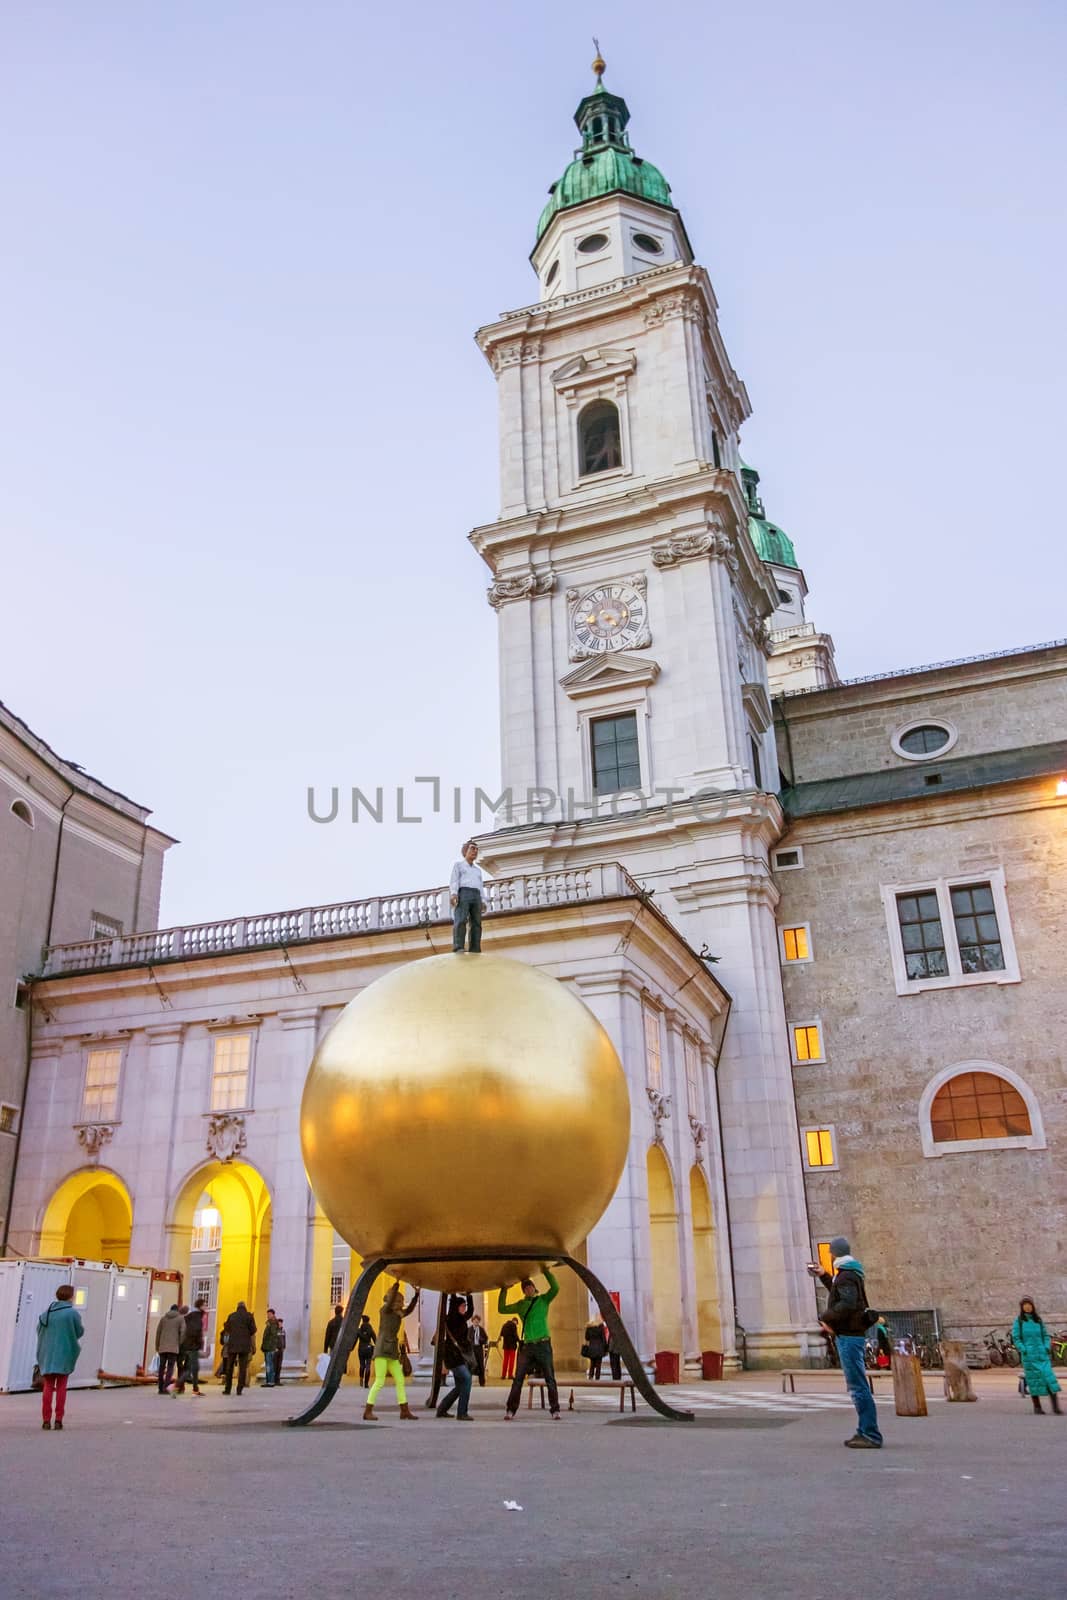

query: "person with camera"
left=807, top=1235, right=884, bottom=1449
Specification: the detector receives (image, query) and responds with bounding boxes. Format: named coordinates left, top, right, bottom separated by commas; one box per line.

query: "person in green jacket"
left=1012, top=1297, right=1062, bottom=1415
left=36, top=1283, right=84, bottom=1431
left=498, top=1264, right=560, bottom=1420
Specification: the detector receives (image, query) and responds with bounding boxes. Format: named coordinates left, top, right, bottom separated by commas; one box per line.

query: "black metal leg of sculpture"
left=287, top=1255, right=387, bottom=1426
left=561, top=1253, right=694, bottom=1422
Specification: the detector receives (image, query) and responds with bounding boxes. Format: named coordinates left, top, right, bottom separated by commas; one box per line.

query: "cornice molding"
left=487, top=567, right=556, bottom=609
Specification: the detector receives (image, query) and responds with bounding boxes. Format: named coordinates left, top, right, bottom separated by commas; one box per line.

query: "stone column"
left=267, top=1007, right=321, bottom=1377
left=129, top=1023, right=185, bottom=1268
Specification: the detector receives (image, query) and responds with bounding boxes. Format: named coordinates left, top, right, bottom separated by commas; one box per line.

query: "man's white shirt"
left=450, top=860, right=484, bottom=895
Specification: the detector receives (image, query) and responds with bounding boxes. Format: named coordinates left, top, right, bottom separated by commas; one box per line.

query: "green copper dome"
left=741, top=462, right=799, bottom=570
left=536, top=78, right=675, bottom=243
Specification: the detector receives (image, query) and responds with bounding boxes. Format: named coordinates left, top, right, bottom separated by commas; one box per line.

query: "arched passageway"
left=169, top=1162, right=272, bottom=1369
left=690, top=1164, right=722, bottom=1353
left=646, top=1145, right=682, bottom=1354
left=38, top=1170, right=133, bottom=1264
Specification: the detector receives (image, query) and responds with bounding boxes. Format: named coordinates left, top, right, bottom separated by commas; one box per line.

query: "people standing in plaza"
left=356, top=1314, right=376, bottom=1386
left=221, top=1301, right=257, bottom=1395
left=323, top=1304, right=344, bottom=1356
left=469, top=1313, right=489, bottom=1386
left=275, top=1317, right=287, bottom=1382
left=176, top=1299, right=206, bottom=1395
left=606, top=1326, right=622, bottom=1381
left=583, top=1315, right=608, bottom=1380
left=498, top=1264, right=561, bottom=1420
left=499, top=1316, right=519, bottom=1380
left=808, top=1236, right=883, bottom=1449
left=1012, top=1298, right=1062, bottom=1414
left=365, top=1282, right=420, bottom=1421
left=450, top=840, right=484, bottom=953
left=155, top=1303, right=185, bottom=1394
left=437, top=1293, right=475, bottom=1420
left=873, top=1316, right=893, bottom=1369
left=261, top=1309, right=281, bottom=1386
left=36, top=1283, right=83, bottom=1432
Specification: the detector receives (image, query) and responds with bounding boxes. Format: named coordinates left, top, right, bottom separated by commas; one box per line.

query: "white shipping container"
left=0, top=1261, right=157, bottom=1392
left=0, top=1261, right=73, bottom=1393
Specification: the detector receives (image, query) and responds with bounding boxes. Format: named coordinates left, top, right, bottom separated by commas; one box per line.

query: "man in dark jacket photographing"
left=808, top=1235, right=883, bottom=1449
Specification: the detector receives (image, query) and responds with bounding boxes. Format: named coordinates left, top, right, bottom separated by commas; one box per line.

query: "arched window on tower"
left=579, top=400, right=622, bottom=476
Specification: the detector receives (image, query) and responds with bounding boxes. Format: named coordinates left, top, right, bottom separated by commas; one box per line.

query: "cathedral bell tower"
left=470, top=60, right=820, bottom=1363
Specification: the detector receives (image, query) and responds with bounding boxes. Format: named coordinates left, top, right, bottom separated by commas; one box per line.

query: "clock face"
left=570, top=582, right=649, bottom=655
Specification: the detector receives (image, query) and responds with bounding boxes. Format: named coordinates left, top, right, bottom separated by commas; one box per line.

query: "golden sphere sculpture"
left=300, top=952, right=630, bottom=1292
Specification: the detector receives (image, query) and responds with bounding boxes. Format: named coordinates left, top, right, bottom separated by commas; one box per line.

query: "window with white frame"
left=643, top=1005, right=663, bottom=1090
left=881, top=869, right=1020, bottom=995
left=191, top=1205, right=222, bottom=1251
left=779, top=924, right=812, bottom=963
left=330, top=1272, right=346, bottom=1308
left=789, top=1021, right=824, bottom=1065
left=772, top=846, right=804, bottom=871
left=89, top=912, right=123, bottom=941
left=918, top=1061, right=1046, bottom=1158
left=0, top=1103, right=19, bottom=1136
left=210, top=1033, right=252, bottom=1111
left=801, top=1125, right=838, bottom=1170
left=81, top=1047, right=122, bottom=1122
left=683, top=1036, right=702, bottom=1116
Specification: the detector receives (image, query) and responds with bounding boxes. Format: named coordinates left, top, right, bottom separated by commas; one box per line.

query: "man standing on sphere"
left=498, top=1264, right=561, bottom=1420
left=450, top=840, right=484, bottom=953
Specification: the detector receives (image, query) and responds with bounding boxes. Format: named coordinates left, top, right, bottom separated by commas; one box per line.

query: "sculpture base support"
left=287, top=1246, right=694, bottom=1426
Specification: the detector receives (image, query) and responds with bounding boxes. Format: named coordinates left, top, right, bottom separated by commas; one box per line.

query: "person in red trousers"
left=499, top=1316, right=519, bottom=1381
left=36, top=1283, right=84, bottom=1431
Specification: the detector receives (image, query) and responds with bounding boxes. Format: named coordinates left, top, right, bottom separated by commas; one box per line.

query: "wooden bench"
left=781, top=1367, right=895, bottom=1393
left=527, top=1378, right=637, bottom=1413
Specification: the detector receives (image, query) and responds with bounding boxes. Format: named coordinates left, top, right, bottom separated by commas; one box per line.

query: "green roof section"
left=780, top=740, right=1067, bottom=819
left=536, top=67, right=675, bottom=243
left=741, top=462, right=799, bottom=570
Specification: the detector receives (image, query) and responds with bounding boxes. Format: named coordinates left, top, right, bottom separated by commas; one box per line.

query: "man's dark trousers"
left=453, top=888, right=482, bottom=952
left=506, top=1339, right=559, bottom=1415
left=222, top=1352, right=250, bottom=1394
left=157, top=1352, right=178, bottom=1393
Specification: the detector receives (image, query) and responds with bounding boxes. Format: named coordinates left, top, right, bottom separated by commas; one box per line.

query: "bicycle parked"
left=984, top=1328, right=1021, bottom=1367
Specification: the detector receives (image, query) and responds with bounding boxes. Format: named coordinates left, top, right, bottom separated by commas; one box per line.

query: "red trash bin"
left=701, top=1350, right=724, bottom=1380
left=654, top=1350, right=680, bottom=1385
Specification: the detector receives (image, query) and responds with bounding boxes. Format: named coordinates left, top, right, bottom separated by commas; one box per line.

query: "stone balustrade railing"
left=40, top=863, right=644, bottom=977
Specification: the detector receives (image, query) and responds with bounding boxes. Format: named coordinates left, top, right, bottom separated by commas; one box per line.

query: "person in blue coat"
left=36, top=1283, right=84, bottom=1431
left=1012, top=1298, right=1061, bottom=1415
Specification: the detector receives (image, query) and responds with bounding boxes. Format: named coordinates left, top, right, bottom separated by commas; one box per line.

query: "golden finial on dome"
left=591, top=37, right=606, bottom=81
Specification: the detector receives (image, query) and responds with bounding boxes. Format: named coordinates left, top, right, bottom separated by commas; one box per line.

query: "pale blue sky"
left=3, top=1, right=1064, bottom=928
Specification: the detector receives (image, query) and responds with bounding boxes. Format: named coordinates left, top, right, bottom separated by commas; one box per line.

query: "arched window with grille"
left=578, top=400, right=622, bottom=476
left=919, top=1062, right=1045, bottom=1156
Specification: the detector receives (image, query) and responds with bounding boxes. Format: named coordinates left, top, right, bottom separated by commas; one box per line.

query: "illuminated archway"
left=689, top=1165, right=722, bottom=1352
left=38, top=1169, right=133, bottom=1264
left=647, top=1145, right=682, bottom=1353
left=169, top=1161, right=272, bottom=1369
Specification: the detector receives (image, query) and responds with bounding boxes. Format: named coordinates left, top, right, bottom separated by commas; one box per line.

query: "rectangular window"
left=790, top=1023, right=823, bottom=1064
left=780, top=925, right=811, bottom=962
left=895, top=891, right=948, bottom=980
left=803, top=1127, right=836, bottom=1169
left=749, top=735, right=763, bottom=790
left=882, top=871, right=1019, bottom=995
left=591, top=713, right=641, bottom=795
left=773, top=847, right=804, bottom=871
left=949, top=883, right=1005, bottom=973
left=210, top=1033, right=252, bottom=1112
left=82, top=1048, right=122, bottom=1122
left=330, top=1273, right=346, bottom=1307
left=683, top=1037, right=702, bottom=1116
left=90, top=912, right=123, bottom=941
left=192, top=1277, right=213, bottom=1306
left=0, top=1103, right=19, bottom=1136
left=643, top=1005, right=663, bottom=1091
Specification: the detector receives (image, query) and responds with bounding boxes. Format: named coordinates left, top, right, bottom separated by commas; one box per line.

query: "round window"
left=545, top=260, right=559, bottom=286
left=632, top=232, right=663, bottom=255
left=577, top=233, right=609, bottom=254
left=892, top=721, right=957, bottom=761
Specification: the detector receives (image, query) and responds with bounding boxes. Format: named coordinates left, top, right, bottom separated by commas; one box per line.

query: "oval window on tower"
left=632, top=232, right=663, bottom=255
left=577, top=233, right=609, bottom=254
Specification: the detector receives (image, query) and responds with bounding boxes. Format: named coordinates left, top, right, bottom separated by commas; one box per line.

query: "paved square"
left=2, top=1372, right=1060, bottom=1599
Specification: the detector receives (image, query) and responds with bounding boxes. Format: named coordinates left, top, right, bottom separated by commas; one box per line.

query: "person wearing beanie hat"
left=807, top=1238, right=883, bottom=1449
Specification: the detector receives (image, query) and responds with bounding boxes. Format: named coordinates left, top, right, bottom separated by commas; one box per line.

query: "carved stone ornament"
left=487, top=568, right=555, bottom=609
left=489, top=340, right=543, bottom=375
left=651, top=529, right=731, bottom=569
left=647, top=1087, right=672, bottom=1144
left=76, top=1124, right=115, bottom=1162
left=643, top=293, right=706, bottom=330
left=689, top=1114, right=708, bottom=1164
left=206, top=1113, right=247, bottom=1164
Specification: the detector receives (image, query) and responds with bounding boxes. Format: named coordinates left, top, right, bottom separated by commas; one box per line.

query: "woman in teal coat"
left=1012, top=1297, right=1061, bottom=1415
left=36, top=1283, right=84, bottom=1430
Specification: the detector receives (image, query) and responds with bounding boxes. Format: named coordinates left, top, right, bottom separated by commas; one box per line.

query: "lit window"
left=780, top=925, right=811, bottom=962
left=803, top=1127, right=836, bottom=1169
left=684, top=1037, right=702, bottom=1117
left=191, top=1206, right=222, bottom=1252
left=791, top=1023, right=823, bottom=1064
left=578, top=400, right=622, bottom=475
left=0, top=1103, right=19, bottom=1136
left=929, top=1071, right=1031, bottom=1144
left=883, top=871, right=1018, bottom=994
left=82, top=1048, right=122, bottom=1122
left=816, top=1241, right=835, bottom=1275
left=210, top=1034, right=252, bottom=1111
left=643, top=1005, right=663, bottom=1090
left=591, top=713, right=640, bottom=795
